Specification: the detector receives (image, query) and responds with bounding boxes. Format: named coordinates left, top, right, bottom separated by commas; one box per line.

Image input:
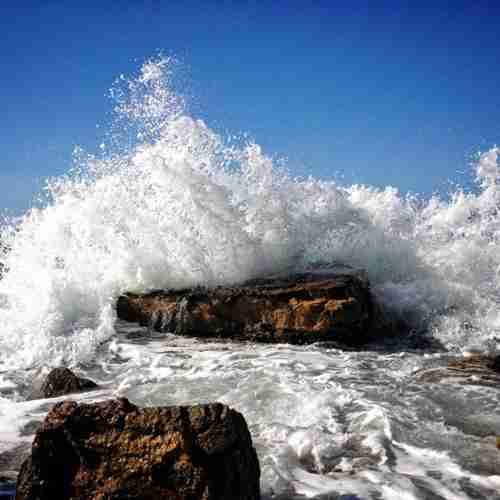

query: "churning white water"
left=0, top=58, right=499, bottom=499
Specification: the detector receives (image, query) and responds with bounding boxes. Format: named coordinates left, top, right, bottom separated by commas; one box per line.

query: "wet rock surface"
left=415, top=354, right=500, bottom=387
left=16, top=398, right=260, bottom=500
left=117, top=270, right=378, bottom=345
left=29, top=368, right=98, bottom=400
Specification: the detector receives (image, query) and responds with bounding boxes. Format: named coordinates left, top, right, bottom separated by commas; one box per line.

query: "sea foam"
left=1, top=57, right=499, bottom=370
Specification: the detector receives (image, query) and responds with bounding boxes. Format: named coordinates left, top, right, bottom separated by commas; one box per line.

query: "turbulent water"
left=0, top=58, right=499, bottom=498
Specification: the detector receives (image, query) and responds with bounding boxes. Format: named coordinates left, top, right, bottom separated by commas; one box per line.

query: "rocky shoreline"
left=9, top=353, right=500, bottom=498
left=6, top=270, right=500, bottom=498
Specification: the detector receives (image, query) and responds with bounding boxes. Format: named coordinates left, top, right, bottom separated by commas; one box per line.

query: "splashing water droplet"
left=0, top=57, right=499, bottom=371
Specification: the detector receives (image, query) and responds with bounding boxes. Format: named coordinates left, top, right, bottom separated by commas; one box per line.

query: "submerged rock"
left=16, top=398, right=260, bottom=500
left=445, top=414, right=500, bottom=438
left=117, top=270, right=378, bottom=345
left=415, top=354, right=500, bottom=387
left=29, top=368, right=98, bottom=400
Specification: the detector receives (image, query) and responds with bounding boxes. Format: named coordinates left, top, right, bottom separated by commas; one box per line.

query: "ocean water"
left=0, top=58, right=499, bottom=498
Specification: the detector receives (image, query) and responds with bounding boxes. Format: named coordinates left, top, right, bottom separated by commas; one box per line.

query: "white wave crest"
left=1, top=57, right=499, bottom=369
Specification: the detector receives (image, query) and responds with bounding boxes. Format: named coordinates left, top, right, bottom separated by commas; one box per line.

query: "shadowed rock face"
left=117, top=271, right=376, bottom=345
left=16, top=399, right=260, bottom=500
left=29, top=368, right=98, bottom=400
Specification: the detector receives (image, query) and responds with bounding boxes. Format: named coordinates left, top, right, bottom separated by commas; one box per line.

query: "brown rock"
left=29, top=368, right=98, bottom=400
left=16, top=399, right=260, bottom=500
left=447, top=354, right=500, bottom=372
left=117, top=270, right=376, bottom=345
left=415, top=354, right=500, bottom=387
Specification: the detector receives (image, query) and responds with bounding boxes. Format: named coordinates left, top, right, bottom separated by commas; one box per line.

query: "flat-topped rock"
left=16, top=399, right=260, bottom=500
left=117, top=270, right=377, bottom=345
left=415, top=354, right=500, bottom=387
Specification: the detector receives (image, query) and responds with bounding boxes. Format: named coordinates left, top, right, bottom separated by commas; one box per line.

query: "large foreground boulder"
left=117, top=270, right=376, bottom=345
left=16, top=399, right=260, bottom=500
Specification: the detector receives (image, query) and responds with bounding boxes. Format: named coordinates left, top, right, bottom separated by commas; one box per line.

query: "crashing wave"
left=0, top=57, right=499, bottom=370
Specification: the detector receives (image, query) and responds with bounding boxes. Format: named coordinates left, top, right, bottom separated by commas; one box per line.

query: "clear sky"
left=1, top=1, right=500, bottom=213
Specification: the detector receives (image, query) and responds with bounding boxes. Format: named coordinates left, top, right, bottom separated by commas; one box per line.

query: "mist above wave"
left=0, top=57, right=499, bottom=370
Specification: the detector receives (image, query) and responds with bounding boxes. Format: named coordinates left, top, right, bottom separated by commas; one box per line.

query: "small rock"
left=29, top=368, right=98, bottom=400
left=15, top=398, right=260, bottom=500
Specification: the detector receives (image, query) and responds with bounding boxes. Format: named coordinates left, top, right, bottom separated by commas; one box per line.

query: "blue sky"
left=1, top=1, right=500, bottom=213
